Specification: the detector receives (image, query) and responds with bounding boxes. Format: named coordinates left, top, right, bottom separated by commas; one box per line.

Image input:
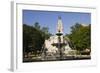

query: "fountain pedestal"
left=51, top=32, right=66, bottom=60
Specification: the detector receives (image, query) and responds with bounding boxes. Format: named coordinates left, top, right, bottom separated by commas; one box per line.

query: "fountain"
left=41, top=16, right=74, bottom=61
left=51, top=16, right=66, bottom=60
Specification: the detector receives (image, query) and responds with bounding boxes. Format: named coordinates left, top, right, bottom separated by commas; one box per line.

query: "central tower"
left=57, top=16, right=63, bottom=34
left=55, top=16, right=65, bottom=60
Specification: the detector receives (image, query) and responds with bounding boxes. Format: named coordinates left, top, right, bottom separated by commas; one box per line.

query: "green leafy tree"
left=34, top=22, right=40, bottom=30
left=23, top=24, right=45, bottom=57
left=23, top=22, right=52, bottom=58
left=41, top=27, right=52, bottom=39
left=68, top=23, right=91, bottom=51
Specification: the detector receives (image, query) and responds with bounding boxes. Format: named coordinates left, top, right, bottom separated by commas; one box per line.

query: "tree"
left=23, top=22, right=52, bottom=57
left=41, top=27, right=52, bottom=39
left=34, top=22, right=40, bottom=30
left=23, top=24, right=45, bottom=57
left=68, top=23, right=91, bottom=51
left=33, top=22, right=52, bottom=39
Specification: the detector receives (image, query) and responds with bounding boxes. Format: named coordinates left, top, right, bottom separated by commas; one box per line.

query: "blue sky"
left=23, top=10, right=91, bottom=35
